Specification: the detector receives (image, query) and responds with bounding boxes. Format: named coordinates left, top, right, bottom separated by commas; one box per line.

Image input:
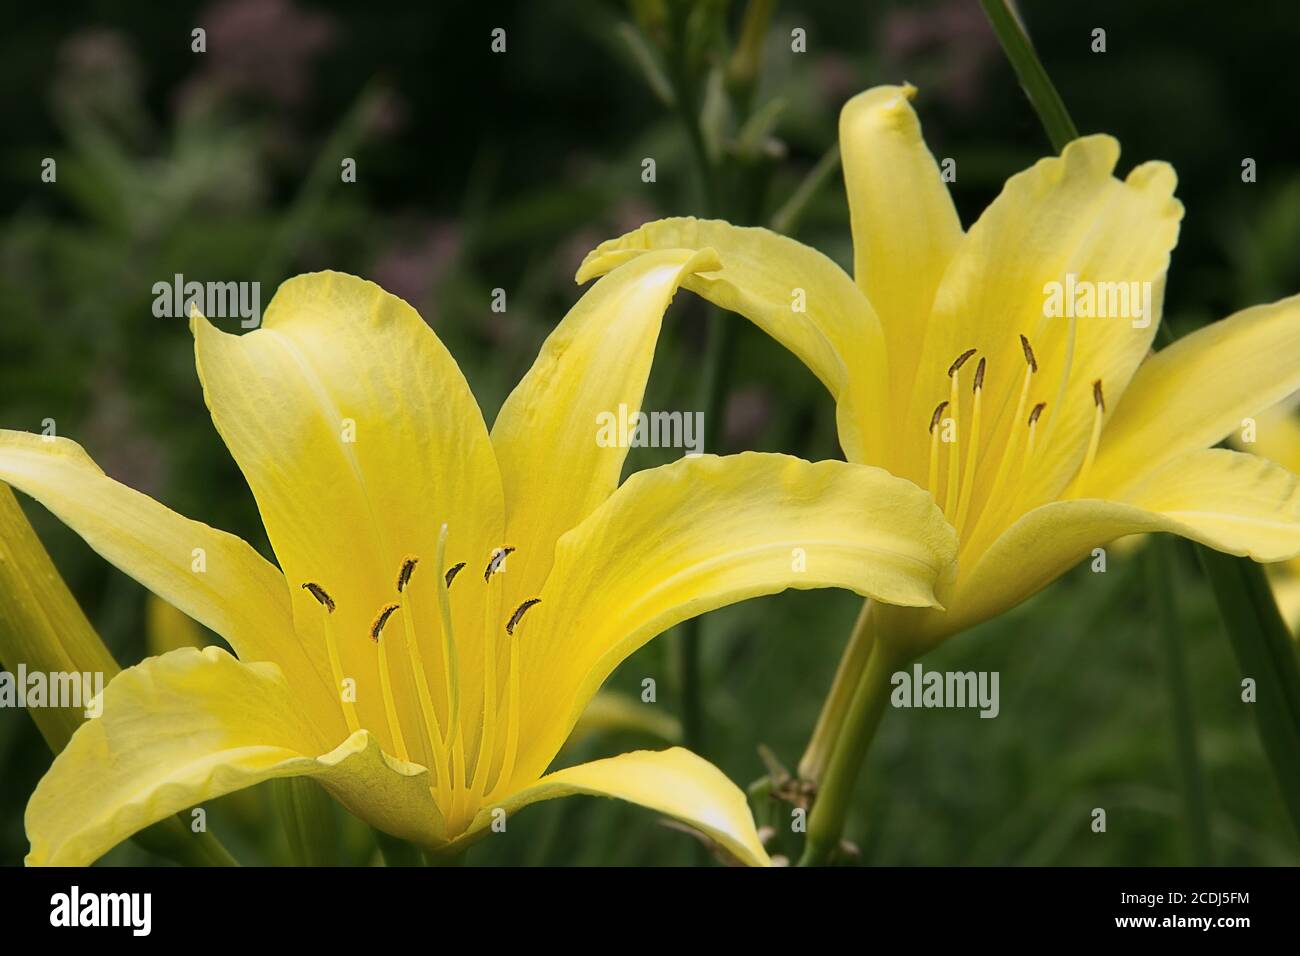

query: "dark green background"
left=1, top=0, right=1298, bottom=865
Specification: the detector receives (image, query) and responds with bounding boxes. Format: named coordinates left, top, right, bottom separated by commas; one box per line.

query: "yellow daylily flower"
left=0, top=259, right=957, bottom=866
left=580, top=83, right=1300, bottom=653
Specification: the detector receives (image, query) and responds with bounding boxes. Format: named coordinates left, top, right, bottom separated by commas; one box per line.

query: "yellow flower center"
left=924, top=334, right=1106, bottom=560
left=300, top=523, right=540, bottom=832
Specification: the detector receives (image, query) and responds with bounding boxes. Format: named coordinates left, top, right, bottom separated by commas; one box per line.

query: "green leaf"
left=1196, top=548, right=1300, bottom=841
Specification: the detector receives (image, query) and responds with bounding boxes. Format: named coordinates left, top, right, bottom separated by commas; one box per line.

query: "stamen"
left=370, top=602, right=410, bottom=762
left=1075, top=379, right=1107, bottom=493
left=492, top=608, right=524, bottom=800
left=483, top=546, right=516, bottom=582
left=434, top=524, right=463, bottom=751
left=302, top=581, right=335, bottom=613
left=396, top=556, right=419, bottom=593
left=943, top=352, right=972, bottom=517
left=948, top=347, right=977, bottom=376
left=965, top=349, right=1036, bottom=555
left=927, top=400, right=948, bottom=500
left=506, top=598, right=541, bottom=636
left=302, top=582, right=358, bottom=735
left=954, top=359, right=986, bottom=531
left=444, top=562, right=466, bottom=588
left=928, top=400, right=949, bottom=433
left=392, top=558, right=449, bottom=798
left=1021, top=402, right=1047, bottom=481
left=370, top=604, right=399, bottom=640
left=1020, top=333, right=1038, bottom=372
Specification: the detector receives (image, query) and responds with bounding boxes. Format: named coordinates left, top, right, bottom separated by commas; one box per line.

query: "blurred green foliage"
left=1, top=0, right=1299, bottom=865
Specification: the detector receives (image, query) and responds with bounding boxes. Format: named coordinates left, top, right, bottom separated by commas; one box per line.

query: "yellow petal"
left=491, top=248, right=719, bottom=606
left=1242, top=399, right=1300, bottom=474
left=193, top=271, right=505, bottom=761
left=577, top=218, right=887, bottom=462
left=0, top=431, right=324, bottom=714
left=935, top=449, right=1300, bottom=640
left=1268, top=571, right=1300, bottom=635
left=25, top=646, right=443, bottom=866
left=907, top=136, right=1182, bottom=505
left=512, top=452, right=956, bottom=784
left=0, top=485, right=119, bottom=751
left=475, top=747, right=770, bottom=866
left=146, top=593, right=208, bottom=656
left=840, top=84, right=963, bottom=405
left=1085, top=293, right=1300, bottom=496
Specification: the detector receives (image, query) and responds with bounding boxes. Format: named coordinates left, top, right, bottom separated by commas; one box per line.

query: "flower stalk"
left=799, top=603, right=904, bottom=866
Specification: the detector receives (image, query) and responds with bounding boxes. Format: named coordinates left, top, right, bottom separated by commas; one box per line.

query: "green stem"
left=799, top=606, right=902, bottom=866
left=1147, top=540, right=1214, bottom=864
left=273, top=777, right=338, bottom=866
left=978, top=0, right=1079, bottom=152
left=675, top=310, right=737, bottom=758
left=797, top=598, right=873, bottom=784
left=371, top=828, right=424, bottom=867
left=132, top=815, right=239, bottom=867
left=770, top=144, right=841, bottom=235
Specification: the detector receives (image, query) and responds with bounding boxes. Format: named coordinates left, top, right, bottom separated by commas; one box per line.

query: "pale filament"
left=371, top=604, right=410, bottom=763
left=953, top=358, right=986, bottom=532
left=302, top=584, right=361, bottom=736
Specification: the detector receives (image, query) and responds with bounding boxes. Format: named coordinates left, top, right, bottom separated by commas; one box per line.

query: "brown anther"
left=483, top=546, right=516, bottom=582
left=301, top=582, right=335, bottom=614
left=444, top=562, right=466, bottom=588
left=1028, top=402, right=1047, bottom=427
left=973, top=357, right=987, bottom=392
left=948, top=348, right=977, bottom=377
left=505, top=598, right=541, bottom=636
left=370, top=603, right=399, bottom=642
left=928, top=400, right=949, bottom=434
left=1092, top=379, right=1105, bottom=412
left=1019, top=334, right=1038, bottom=372
left=396, top=557, right=419, bottom=593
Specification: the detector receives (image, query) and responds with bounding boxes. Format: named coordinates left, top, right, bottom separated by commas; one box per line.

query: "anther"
left=1092, top=379, right=1105, bottom=412
left=370, top=603, right=399, bottom=642
left=396, top=557, right=419, bottom=593
left=444, top=562, right=466, bottom=588
left=1028, top=402, right=1047, bottom=427
left=928, top=400, right=949, bottom=433
left=301, top=582, right=335, bottom=613
left=1019, top=334, right=1038, bottom=372
left=948, top=348, right=977, bottom=377
left=972, top=357, right=987, bottom=392
left=506, top=598, right=541, bottom=636
left=483, top=547, right=516, bottom=582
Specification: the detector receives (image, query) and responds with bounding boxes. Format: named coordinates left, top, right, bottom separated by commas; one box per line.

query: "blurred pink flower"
left=879, top=0, right=999, bottom=109
left=371, top=220, right=463, bottom=319
left=184, top=0, right=336, bottom=109
left=725, top=386, right=774, bottom=447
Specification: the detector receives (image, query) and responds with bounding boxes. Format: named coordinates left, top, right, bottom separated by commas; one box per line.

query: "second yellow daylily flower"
left=0, top=256, right=956, bottom=866
left=580, top=84, right=1300, bottom=652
